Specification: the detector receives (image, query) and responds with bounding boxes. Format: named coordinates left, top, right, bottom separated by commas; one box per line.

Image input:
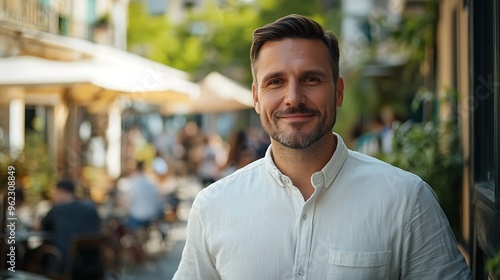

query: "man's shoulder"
left=345, top=149, right=423, bottom=186
left=52, top=200, right=97, bottom=214
left=50, top=202, right=72, bottom=212
left=194, top=158, right=266, bottom=208
left=53, top=198, right=95, bottom=211
left=128, top=174, right=158, bottom=191
left=223, top=158, right=265, bottom=180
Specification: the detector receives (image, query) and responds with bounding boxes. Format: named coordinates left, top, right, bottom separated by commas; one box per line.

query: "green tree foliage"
left=389, top=1, right=438, bottom=69
left=127, top=2, right=204, bottom=75
left=256, top=0, right=322, bottom=27
left=487, top=250, right=500, bottom=279
left=184, top=1, right=259, bottom=83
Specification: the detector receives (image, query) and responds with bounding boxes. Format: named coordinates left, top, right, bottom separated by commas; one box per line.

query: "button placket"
left=293, top=197, right=317, bottom=280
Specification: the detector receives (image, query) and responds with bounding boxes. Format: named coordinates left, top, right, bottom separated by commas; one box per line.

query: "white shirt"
left=126, top=173, right=162, bottom=221
left=174, top=134, right=471, bottom=280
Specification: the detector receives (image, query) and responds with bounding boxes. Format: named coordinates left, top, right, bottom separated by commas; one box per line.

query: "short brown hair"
left=250, top=14, right=340, bottom=84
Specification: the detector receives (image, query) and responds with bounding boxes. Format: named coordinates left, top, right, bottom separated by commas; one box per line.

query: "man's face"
left=252, top=38, right=344, bottom=149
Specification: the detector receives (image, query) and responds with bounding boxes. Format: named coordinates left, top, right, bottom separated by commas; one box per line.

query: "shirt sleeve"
left=401, top=181, right=472, bottom=279
left=173, top=192, right=220, bottom=280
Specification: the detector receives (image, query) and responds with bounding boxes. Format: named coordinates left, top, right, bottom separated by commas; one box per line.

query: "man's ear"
left=252, top=83, right=261, bottom=114
left=335, top=77, right=344, bottom=107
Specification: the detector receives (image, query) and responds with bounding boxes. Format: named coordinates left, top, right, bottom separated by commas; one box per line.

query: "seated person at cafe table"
left=28, top=180, right=102, bottom=276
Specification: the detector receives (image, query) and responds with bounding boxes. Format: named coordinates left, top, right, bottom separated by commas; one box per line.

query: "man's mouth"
left=274, top=107, right=317, bottom=122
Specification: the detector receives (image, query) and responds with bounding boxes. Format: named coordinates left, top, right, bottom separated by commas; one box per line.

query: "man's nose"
left=284, top=81, right=305, bottom=106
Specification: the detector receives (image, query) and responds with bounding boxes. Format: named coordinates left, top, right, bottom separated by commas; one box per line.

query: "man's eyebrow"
left=259, top=70, right=331, bottom=84
left=302, top=70, right=329, bottom=79
left=260, top=71, right=285, bottom=83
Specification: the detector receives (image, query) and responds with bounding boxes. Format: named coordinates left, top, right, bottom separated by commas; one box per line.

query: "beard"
left=261, top=105, right=336, bottom=149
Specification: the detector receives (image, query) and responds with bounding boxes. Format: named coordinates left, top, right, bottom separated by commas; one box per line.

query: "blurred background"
left=0, top=0, right=499, bottom=279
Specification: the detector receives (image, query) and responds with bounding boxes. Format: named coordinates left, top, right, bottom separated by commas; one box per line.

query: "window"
left=494, top=0, right=500, bottom=208
left=470, top=0, right=500, bottom=278
left=471, top=0, right=497, bottom=203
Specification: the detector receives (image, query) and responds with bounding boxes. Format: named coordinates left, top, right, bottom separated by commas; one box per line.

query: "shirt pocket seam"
left=329, top=250, right=392, bottom=268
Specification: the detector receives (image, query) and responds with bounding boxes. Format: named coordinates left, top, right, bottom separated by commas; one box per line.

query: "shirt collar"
left=265, top=133, right=349, bottom=188
left=265, top=145, right=286, bottom=187
left=317, top=132, right=348, bottom=188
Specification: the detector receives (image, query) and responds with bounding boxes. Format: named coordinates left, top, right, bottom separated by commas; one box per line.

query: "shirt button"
left=302, top=214, right=308, bottom=220
left=298, top=270, right=304, bottom=276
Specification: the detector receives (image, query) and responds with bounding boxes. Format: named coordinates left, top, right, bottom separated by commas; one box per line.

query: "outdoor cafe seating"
left=28, top=232, right=110, bottom=280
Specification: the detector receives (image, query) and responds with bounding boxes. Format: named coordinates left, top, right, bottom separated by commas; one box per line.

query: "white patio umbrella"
left=161, top=71, right=253, bottom=115
left=0, top=30, right=199, bottom=112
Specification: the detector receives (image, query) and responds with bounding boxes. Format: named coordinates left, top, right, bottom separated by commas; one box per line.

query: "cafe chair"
left=29, top=244, right=64, bottom=278
left=58, top=232, right=111, bottom=280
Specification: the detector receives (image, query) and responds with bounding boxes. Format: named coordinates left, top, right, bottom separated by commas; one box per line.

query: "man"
left=174, top=14, right=471, bottom=279
left=121, top=161, right=164, bottom=262
left=36, top=180, right=101, bottom=275
left=124, top=160, right=163, bottom=230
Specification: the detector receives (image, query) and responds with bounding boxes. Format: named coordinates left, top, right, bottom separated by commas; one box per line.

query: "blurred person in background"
left=151, top=152, right=177, bottom=240
left=123, top=160, right=163, bottom=260
left=124, top=161, right=163, bottom=229
left=30, top=180, right=101, bottom=275
left=197, top=135, right=224, bottom=187
left=222, top=130, right=257, bottom=177
left=179, top=121, right=204, bottom=176
left=247, top=127, right=271, bottom=159
left=174, top=14, right=471, bottom=279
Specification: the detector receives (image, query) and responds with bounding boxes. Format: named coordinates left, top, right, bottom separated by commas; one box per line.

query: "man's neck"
left=271, top=133, right=337, bottom=200
left=57, top=196, right=75, bottom=205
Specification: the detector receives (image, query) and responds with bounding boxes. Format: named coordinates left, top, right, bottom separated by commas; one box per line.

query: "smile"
left=279, top=114, right=314, bottom=122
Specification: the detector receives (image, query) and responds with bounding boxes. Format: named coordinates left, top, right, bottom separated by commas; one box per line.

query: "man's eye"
left=266, top=79, right=283, bottom=86
left=305, top=77, right=319, bottom=82
left=303, top=77, right=322, bottom=85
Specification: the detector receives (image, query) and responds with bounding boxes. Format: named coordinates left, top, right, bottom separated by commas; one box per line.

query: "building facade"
left=436, top=0, right=499, bottom=278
